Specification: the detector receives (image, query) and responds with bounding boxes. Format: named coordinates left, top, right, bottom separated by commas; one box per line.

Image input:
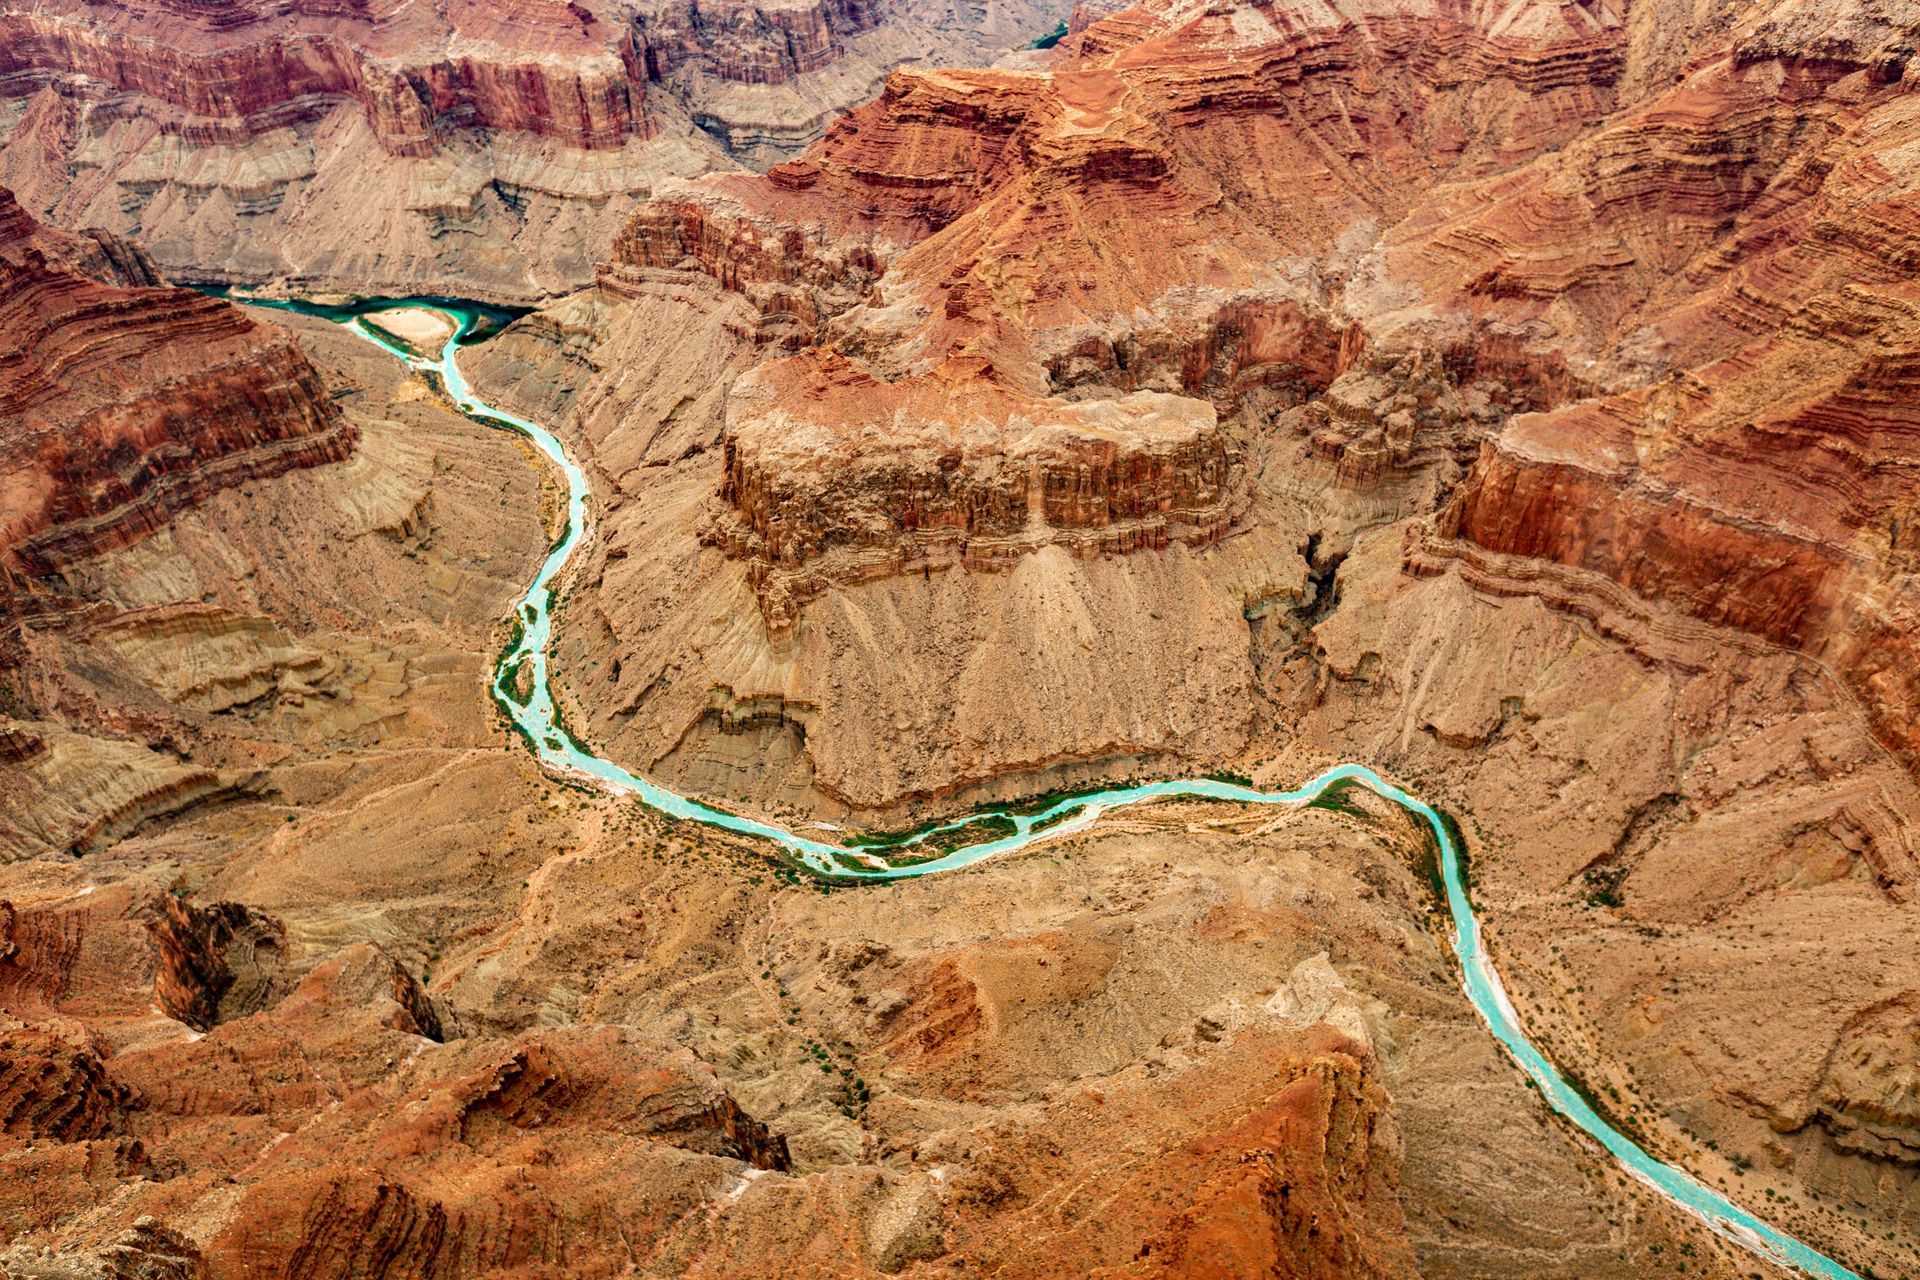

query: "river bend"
left=251, top=296, right=1863, bottom=1280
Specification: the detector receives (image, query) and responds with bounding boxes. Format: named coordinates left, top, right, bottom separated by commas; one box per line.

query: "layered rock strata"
left=1391, top=5, right=1920, bottom=762
left=710, top=359, right=1245, bottom=625
left=0, top=0, right=1072, bottom=296
left=608, top=0, right=1920, bottom=771
left=606, top=0, right=1637, bottom=626
left=0, top=850, right=1425, bottom=1278
left=0, top=186, right=350, bottom=599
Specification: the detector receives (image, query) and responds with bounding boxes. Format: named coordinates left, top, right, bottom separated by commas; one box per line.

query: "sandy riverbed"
left=367, top=306, right=456, bottom=353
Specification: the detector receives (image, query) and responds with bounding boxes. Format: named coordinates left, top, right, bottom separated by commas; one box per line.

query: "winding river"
left=252, top=295, right=1862, bottom=1280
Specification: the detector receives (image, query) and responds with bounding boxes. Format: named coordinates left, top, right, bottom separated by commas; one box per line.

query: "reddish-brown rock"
left=616, top=0, right=1920, bottom=765
left=614, top=0, right=1632, bottom=619
left=0, top=0, right=652, bottom=157
left=150, top=898, right=289, bottom=1032
left=1405, top=10, right=1920, bottom=761
left=0, top=0, right=1071, bottom=297
left=0, top=185, right=351, bottom=594
left=0, top=1219, right=210, bottom=1280
left=620, top=0, right=1637, bottom=340
left=0, top=1023, right=125, bottom=1144
left=0, top=905, right=805, bottom=1279
left=709, top=354, right=1245, bottom=623
left=636, top=0, right=886, bottom=88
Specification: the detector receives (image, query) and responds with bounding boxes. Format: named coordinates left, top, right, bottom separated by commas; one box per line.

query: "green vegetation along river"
left=243, top=293, right=1864, bottom=1280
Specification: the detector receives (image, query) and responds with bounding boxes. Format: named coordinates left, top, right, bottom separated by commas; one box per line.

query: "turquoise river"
left=245, top=294, right=1865, bottom=1280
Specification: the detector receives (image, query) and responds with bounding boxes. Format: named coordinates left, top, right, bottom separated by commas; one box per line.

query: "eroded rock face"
left=606, top=0, right=1641, bottom=625
left=618, top=0, right=1636, bottom=334
left=0, top=825, right=1430, bottom=1280
left=711, top=357, right=1244, bottom=625
left=0, top=1220, right=209, bottom=1280
left=150, top=897, right=289, bottom=1032
left=0, top=0, right=1071, bottom=297
left=0, top=1023, right=125, bottom=1144
left=612, top=0, right=1920, bottom=771
left=0, top=186, right=351, bottom=598
left=0, top=1, right=653, bottom=157
left=1402, top=5, right=1920, bottom=763
left=1, top=883, right=793, bottom=1277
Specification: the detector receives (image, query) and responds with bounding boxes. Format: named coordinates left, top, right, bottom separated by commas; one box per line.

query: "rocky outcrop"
left=0, top=1220, right=209, bottom=1280
left=150, top=898, right=289, bottom=1032
left=710, top=357, right=1245, bottom=625
left=84, top=604, right=333, bottom=714
left=0, top=1023, right=125, bottom=1143
left=0, top=722, right=46, bottom=763
left=0, top=186, right=351, bottom=595
left=606, top=180, right=888, bottom=344
left=0, top=2, right=651, bottom=158
left=620, top=0, right=1637, bottom=333
left=1300, top=351, right=1510, bottom=490
left=1, top=910, right=801, bottom=1279
left=0, top=724, right=234, bottom=861
left=638, top=0, right=885, bottom=88
left=1786, top=994, right=1920, bottom=1167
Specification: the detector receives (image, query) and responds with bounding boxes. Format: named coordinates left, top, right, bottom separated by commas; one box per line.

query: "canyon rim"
left=2, top=0, right=1919, bottom=1278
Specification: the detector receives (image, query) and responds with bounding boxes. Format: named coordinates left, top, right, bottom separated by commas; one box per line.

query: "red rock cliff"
left=1413, top=7, right=1920, bottom=761
left=0, top=0, right=652, bottom=155
left=0, top=186, right=352, bottom=592
left=613, top=0, right=1633, bottom=621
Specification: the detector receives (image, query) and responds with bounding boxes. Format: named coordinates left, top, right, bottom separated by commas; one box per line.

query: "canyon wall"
left=600, top=0, right=1641, bottom=627
left=0, top=185, right=350, bottom=599
left=617, top=0, right=1920, bottom=768
left=0, top=0, right=1072, bottom=297
left=533, top=0, right=1920, bottom=826
left=1399, top=2, right=1920, bottom=762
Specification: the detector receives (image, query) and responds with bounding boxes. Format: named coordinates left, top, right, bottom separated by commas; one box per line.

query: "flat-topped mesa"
left=707, top=353, right=1244, bottom=627
left=0, top=187, right=351, bottom=595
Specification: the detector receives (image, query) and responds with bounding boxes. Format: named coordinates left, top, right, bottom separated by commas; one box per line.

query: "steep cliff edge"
left=0, top=0, right=1072, bottom=298
left=1399, top=3, right=1920, bottom=763
left=0, top=186, right=351, bottom=600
